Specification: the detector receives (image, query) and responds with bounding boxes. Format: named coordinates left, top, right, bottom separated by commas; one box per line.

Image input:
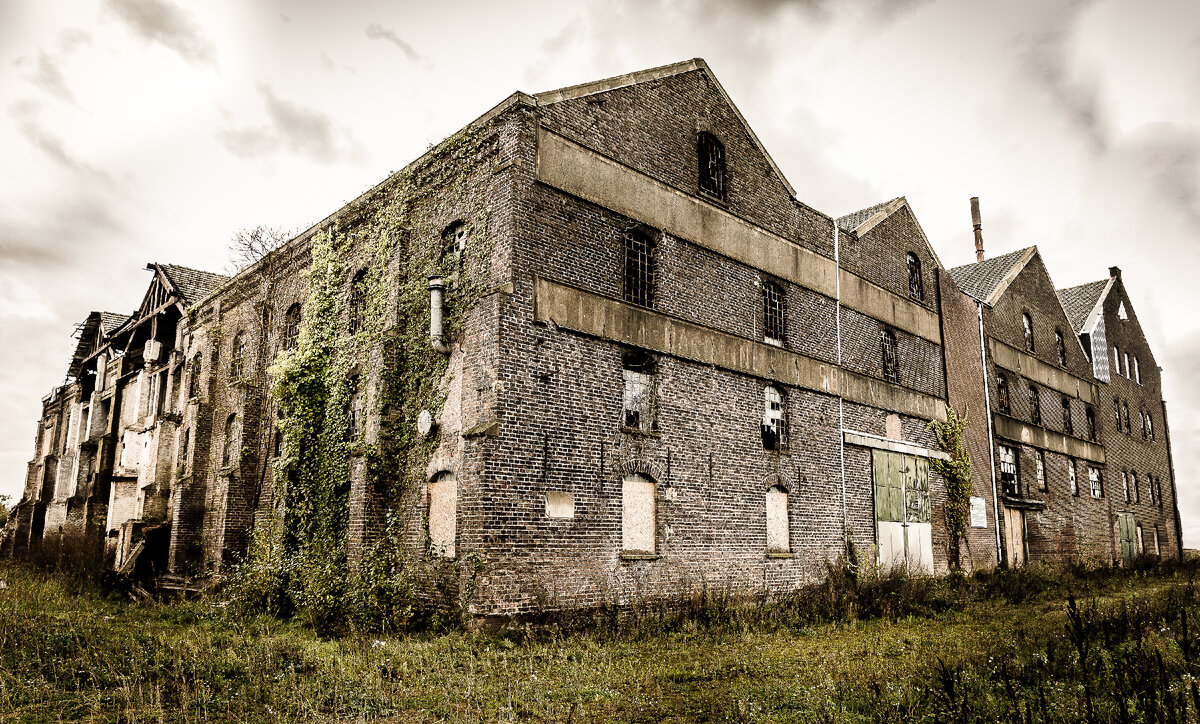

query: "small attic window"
left=1022, top=312, right=1034, bottom=352
left=1118, top=301, right=1129, bottom=320
left=697, top=132, right=726, bottom=201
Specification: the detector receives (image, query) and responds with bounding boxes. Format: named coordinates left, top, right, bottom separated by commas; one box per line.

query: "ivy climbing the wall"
left=929, top=405, right=972, bottom=571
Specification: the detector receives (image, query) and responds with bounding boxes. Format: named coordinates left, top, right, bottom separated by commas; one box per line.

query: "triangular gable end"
left=841, top=197, right=946, bottom=271
left=534, top=58, right=798, bottom=199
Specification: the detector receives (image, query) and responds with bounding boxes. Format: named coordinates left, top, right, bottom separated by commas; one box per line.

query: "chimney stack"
left=970, top=197, right=984, bottom=263
left=1109, top=266, right=1121, bottom=279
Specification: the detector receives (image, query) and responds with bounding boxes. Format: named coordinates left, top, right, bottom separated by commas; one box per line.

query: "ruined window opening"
left=348, top=269, right=368, bottom=334
left=1056, top=328, right=1067, bottom=366
left=1122, top=470, right=1130, bottom=503
left=188, top=354, right=202, bottom=398
left=1131, top=471, right=1140, bottom=504
left=1147, top=472, right=1156, bottom=506
left=1113, top=398, right=1122, bottom=429
left=761, top=384, right=788, bottom=450
left=906, top=253, right=924, bottom=301
left=145, top=372, right=158, bottom=419
left=1062, top=395, right=1073, bottom=436
left=1085, top=406, right=1097, bottom=441
left=762, top=280, right=786, bottom=344
left=999, top=444, right=1019, bottom=497
left=996, top=374, right=1011, bottom=415
left=766, top=485, right=790, bottom=554
left=1113, top=345, right=1122, bottom=376
left=180, top=428, right=190, bottom=473
left=697, top=132, right=726, bottom=201
left=222, top=414, right=239, bottom=468
left=1028, top=384, right=1041, bottom=426
left=623, top=228, right=656, bottom=308
left=1124, top=352, right=1130, bottom=378
left=1035, top=450, right=1047, bottom=491
left=1122, top=401, right=1131, bottom=434
left=283, top=303, right=302, bottom=350
left=622, top=473, right=656, bottom=555
left=881, top=329, right=900, bottom=383
left=428, top=471, right=457, bottom=558
left=1089, top=466, right=1103, bottom=499
left=229, top=331, right=247, bottom=379
left=273, top=409, right=284, bottom=458
left=441, top=220, right=467, bottom=264
left=1147, top=413, right=1154, bottom=441
left=621, top=349, right=657, bottom=433
left=1069, top=459, right=1079, bottom=496
left=1152, top=526, right=1160, bottom=556
left=1134, top=357, right=1141, bottom=384
left=1022, top=312, right=1034, bottom=352
left=346, top=375, right=364, bottom=442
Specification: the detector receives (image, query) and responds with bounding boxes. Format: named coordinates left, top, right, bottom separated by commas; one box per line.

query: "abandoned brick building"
left=2, top=59, right=1183, bottom=615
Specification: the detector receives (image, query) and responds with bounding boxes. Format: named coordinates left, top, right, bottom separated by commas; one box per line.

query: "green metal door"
left=1118, top=513, right=1137, bottom=567
left=873, top=450, right=933, bottom=573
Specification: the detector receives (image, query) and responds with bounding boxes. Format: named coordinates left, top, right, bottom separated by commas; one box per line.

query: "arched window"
left=623, top=228, right=656, bottom=308
left=996, top=374, right=1011, bottom=414
left=1055, top=328, right=1067, bottom=366
left=1131, top=471, right=1140, bottom=503
left=348, top=269, right=368, bottom=334
left=1061, top=395, right=1073, bottom=435
left=1122, top=401, right=1131, bottom=433
left=906, top=253, right=924, bottom=301
left=1028, top=384, right=1042, bottom=425
left=1022, top=312, right=1034, bottom=352
left=880, top=329, right=899, bottom=383
left=697, top=132, right=726, bottom=200
left=222, top=414, right=239, bottom=467
left=187, top=354, right=202, bottom=398
left=761, top=385, right=787, bottom=450
left=229, top=331, right=247, bottom=378
left=622, top=473, right=656, bottom=555
left=762, top=279, right=786, bottom=343
left=428, top=471, right=457, bottom=557
left=441, top=220, right=467, bottom=263
left=283, top=303, right=301, bottom=350
left=766, top=485, right=790, bottom=554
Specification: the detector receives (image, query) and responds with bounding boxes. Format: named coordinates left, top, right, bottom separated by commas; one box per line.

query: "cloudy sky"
left=2, top=0, right=1198, bottom=541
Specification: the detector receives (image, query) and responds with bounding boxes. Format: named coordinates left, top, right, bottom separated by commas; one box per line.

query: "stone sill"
left=619, top=553, right=660, bottom=562
left=766, top=552, right=794, bottom=559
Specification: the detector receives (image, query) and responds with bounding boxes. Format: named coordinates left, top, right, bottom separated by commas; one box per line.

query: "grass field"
left=2, top=559, right=1198, bottom=722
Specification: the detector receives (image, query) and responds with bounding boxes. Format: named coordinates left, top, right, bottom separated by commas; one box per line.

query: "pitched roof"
left=99, top=311, right=129, bottom=334
left=1056, top=280, right=1110, bottom=332
left=837, top=199, right=897, bottom=234
left=949, top=247, right=1036, bottom=305
left=534, top=58, right=798, bottom=199
left=157, top=264, right=229, bottom=307
left=68, top=311, right=128, bottom=377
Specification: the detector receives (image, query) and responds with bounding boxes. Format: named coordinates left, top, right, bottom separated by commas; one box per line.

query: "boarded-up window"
left=429, top=471, right=457, bottom=557
left=622, top=474, right=655, bottom=554
left=545, top=491, right=574, bottom=518
left=766, top=486, right=789, bottom=553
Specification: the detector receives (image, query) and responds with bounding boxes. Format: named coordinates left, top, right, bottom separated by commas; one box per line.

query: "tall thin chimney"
left=970, top=197, right=984, bottom=263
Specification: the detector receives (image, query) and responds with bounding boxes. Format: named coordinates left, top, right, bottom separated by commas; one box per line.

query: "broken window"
left=761, top=385, right=788, bottom=450
left=1113, top=345, right=1121, bottom=376
left=1124, top=352, right=1130, bottom=379
left=907, top=253, right=924, bottom=301
left=622, top=473, right=656, bottom=555
left=1089, top=466, right=1103, bottom=499
left=1114, top=398, right=1123, bottom=429
left=1036, top=451, right=1046, bottom=491
left=1146, top=413, right=1154, bottom=441
left=1022, top=312, right=1034, bottom=352
left=428, top=471, right=457, bottom=558
left=697, top=132, right=726, bottom=200
left=623, top=228, right=656, bottom=308
left=1134, top=357, right=1141, bottom=384
left=1069, top=459, right=1079, bottom=496
left=762, top=280, right=786, bottom=344
left=1122, top=470, right=1130, bottom=503
left=881, top=329, right=899, bottom=383
left=180, top=428, right=190, bottom=473
left=1147, top=472, right=1156, bottom=506
left=222, top=414, right=239, bottom=468
left=621, top=349, right=657, bottom=433
left=229, top=331, right=247, bottom=379
left=1061, top=395, right=1073, bottom=436
left=1028, top=384, right=1042, bottom=426
left=1131, top=471, right=1140, bottom=504
left=283, top=303, right=302, bottom=350
left=996, top=374, right=1011, bottom=414
left=1122, top=401, right=1131, bottom=433
left=999, top=444, right=1019, bottom=497
left=1085, top=406, right=1097, bottom=441
left=441, top=220, right=467, bottom=264
left=348, top=269, right=368, bottom=334
left=1056, top=328, right=1067, bottom=366
left=346, top=375, right=364, bottom=442
left=766, top=485, right=790, bottom=554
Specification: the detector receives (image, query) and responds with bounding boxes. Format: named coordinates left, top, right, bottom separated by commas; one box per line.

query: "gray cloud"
left=106, top=0, right=216, bottom=66
left=364, top=22, right=428, bottom=66
left=1121, top=123, right=1200, bottom=227
left=217, top=83, right=362, bottom=164
left=0, top=189, right=125, bottom=270
left=31, top=52, right=74, bottom=103
left=8, top=101, right=108, bottom=178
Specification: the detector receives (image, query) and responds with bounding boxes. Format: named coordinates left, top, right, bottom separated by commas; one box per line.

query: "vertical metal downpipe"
left=978, top=301, right=1004, bottom=566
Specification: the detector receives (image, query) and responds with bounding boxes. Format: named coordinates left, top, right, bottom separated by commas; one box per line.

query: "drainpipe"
left=978, top=301, right=1005, bottom=567
left=834, top=220, right=848, bottom=553
left=427, top=275, right=451, bottom=355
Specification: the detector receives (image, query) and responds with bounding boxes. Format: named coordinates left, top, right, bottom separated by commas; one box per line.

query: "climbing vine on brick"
left=929, top=405, right=972, bottom=570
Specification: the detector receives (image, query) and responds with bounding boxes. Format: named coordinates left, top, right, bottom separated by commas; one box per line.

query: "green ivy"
left=928, top=405, right=972, bottom=570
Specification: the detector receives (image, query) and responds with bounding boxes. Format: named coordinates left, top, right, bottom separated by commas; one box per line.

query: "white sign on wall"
left=970, top=497, right=988, bottom=528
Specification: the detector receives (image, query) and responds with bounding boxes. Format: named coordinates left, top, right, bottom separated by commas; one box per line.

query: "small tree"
left=929, top=406, right=972, bottom=570
left=226, top=225, right=290, bottom=274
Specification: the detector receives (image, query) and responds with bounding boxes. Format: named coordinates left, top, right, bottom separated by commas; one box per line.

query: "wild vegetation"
left=2, top=555, right=1198, bottom=722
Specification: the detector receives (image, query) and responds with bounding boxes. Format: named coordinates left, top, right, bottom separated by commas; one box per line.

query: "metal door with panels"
left=1118, top=513, right=1137, bottom=567
left=872, top=450, right=932, bottom=574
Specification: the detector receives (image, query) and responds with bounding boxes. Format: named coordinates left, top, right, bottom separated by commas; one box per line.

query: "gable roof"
left=534, top=58, right=797, bottom=199
left=156, top=264, right=229, bottom=308
left=99, top=311, right=130, bottom=335
left=837, top=196, right=946, bottom=270
left=949, top=247, right=1037, bottom=306
left=1056, top=279, right=1111, bottom=332
left=68, top=311, right=129, bottom=377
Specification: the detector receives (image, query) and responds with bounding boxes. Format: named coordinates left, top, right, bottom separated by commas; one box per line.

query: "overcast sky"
left=2, top=0, right=1198, bottom=543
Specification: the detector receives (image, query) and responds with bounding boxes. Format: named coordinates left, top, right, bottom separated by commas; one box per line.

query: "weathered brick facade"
left=2, top=59, right=1183, bottom=617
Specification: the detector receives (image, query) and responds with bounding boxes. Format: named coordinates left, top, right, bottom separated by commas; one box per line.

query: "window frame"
left=1028, top=383, right=1042, bottom=426
left=621, top=349, right=658, bottom=434
left=222, top=413, right=239, bottom=468
left=906, top=252, right=924, bottom=301
left=1061, top=395, right=1073, bottom=436
left=283, top=303, right=302, bottom=350
left=880, top=329, right=900, bottom=383
left=622, top=473, right=657, bottom=556
left=761, top=384, right=788, bottom=451
left=622, top=228, right=657, bottom=309
left=1022, top=312, right=1035, bottom=352
left=348, top=268, right=368, bottom=335
left=697, top=132, right=727, bottom=201
left=229, top=331, right=248, bottom=379
left=996, top=374, right=1011, bottom=415
left=998, top=444, right=1020, bottom=497
left=762, top=279, right=786, bottom=345
left=1055, top=328, right=1067, bottom=366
